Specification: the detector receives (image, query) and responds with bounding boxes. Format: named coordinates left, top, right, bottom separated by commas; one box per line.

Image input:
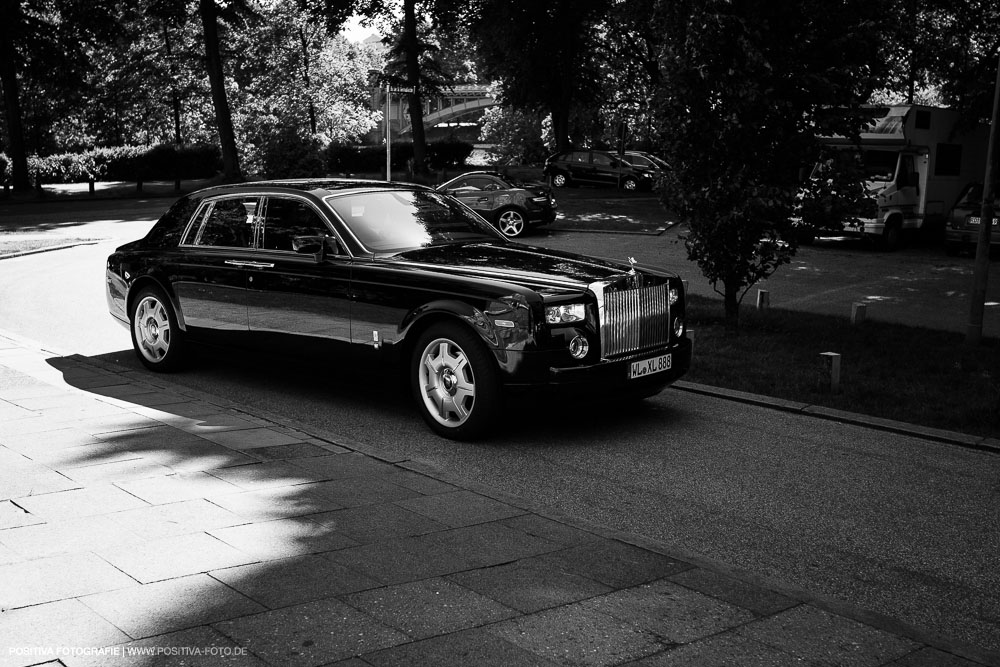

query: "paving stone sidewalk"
left=1, top=333, right=997, bottom=667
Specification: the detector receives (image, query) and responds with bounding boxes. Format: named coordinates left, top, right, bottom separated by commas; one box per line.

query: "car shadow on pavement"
left=0, top=350, right=728, bottom=666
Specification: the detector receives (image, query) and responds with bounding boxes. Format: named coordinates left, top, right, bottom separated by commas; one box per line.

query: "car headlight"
left=545, top=303, right=586, bottom=324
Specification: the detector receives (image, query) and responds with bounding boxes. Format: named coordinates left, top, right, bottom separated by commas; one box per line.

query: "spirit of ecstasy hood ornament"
left=626, top=256, right=643, bottom=288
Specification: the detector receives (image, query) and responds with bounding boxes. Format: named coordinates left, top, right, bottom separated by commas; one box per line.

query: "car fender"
left=125, top=269, right=189, bottom=331
left=398, top=295, right=537, bottom=368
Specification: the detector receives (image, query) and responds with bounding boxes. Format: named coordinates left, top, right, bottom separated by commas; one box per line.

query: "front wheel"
left=411, top=323, right=500, bottom=440
left=550, top=172, right=569, bottom=188
left=130, top=286, right=185, bottom=372
left=496, top=207, right=527, bottom=237
left=621, top=176, right=638, bottom=191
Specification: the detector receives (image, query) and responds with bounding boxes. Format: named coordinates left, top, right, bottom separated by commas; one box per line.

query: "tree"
left=354, top=0, right=472, bottom=175
left=229, top=4, right=382, bottom=175
left=198, top=0, right=244, bottom=182
left=467, top=0, right=610, bottom=152
left=653, top=0, right=890, bottom=330
left=0, top=0, right=117, bottom=190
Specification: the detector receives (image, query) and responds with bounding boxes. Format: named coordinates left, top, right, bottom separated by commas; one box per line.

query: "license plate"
left=969, top=216, right=997, bottom=226
left=629, top=353, right=672, bottom=379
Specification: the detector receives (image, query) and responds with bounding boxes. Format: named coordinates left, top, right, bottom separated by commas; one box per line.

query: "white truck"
left=817, top=104, right=988, bottom=249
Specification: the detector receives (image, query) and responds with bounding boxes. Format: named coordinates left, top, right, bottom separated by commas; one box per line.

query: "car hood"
left=384, top=242, right=656, bottom=293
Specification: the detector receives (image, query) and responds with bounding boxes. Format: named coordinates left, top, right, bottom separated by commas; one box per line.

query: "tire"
left=622, top=176, right=638, bottom=191
left=411, top=323, right=500, bottom=440
left=880, top=223, right=902, bottom=251
left=496, top=207, right=527, bottom=237
left=130, top=285, right=185, bottom=372
left=550, top=172, right=569, bottom=188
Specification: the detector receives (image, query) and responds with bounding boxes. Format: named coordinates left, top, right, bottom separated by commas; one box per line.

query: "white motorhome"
left=819, top=105, right=988, bottom=249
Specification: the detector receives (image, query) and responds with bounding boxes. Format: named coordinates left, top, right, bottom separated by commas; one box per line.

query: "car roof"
left=188, top=178, right=431, bottom=200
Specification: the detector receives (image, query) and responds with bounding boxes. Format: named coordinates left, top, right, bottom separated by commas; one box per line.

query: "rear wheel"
left=411, top=323, right=500, bottom=440
left=130, top=286, right=185, bottom=372
left=496, top=207, right=527, bottom=237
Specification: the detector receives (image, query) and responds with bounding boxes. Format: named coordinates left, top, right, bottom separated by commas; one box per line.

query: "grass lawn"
left=684, top=295, right=1000, bottom=439
left=0, top=232, right=99, bottom=257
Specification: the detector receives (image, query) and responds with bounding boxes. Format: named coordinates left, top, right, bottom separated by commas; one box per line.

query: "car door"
left=245, top=194, right=353, bottom=343
left=172, top=195, right=258, bottom=331
left=567, top=151, right=593, bottom=183
left=590, top=151, right=619, bottom=186
left=445, top=176, right=498, bottom=220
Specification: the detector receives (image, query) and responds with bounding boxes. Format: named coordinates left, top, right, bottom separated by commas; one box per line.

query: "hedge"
left=327, top=140, right=474, bottom=174
left=0, top=144, right=222, bottom=185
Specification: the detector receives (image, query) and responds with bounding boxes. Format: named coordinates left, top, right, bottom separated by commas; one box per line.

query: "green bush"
left=136, top=144, right=221, bottom=180
left=13, top=144, right=220, bottom=185
left=261, top=130, right=326, bottom=179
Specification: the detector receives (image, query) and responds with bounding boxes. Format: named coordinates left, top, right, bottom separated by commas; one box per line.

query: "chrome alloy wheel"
left=497, top=209, right=526, bottom=237
left=418, top=337, right=477, bottom=427
left=133, top=295, right=171, bottom=363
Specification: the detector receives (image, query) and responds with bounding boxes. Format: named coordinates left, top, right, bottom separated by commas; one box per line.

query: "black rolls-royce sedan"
left=106, top=179, right=691, bottom=439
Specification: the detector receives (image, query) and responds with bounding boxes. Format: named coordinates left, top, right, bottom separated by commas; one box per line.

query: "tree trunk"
left=298, top=28, right=317, bottom=136
left=724, top=280, right=741, bottom=332
left=0, top=0, right=30, bottom=191
left=402, top=0, right=427, bottom=174
left=163, top=24, right=183, bottom=145
left=199, top=0, right=242, bottom=182
left=551, top=105, right=571, bottom=152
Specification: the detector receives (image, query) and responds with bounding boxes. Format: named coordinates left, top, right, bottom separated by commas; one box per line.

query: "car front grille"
left=598, top=283, right=671, bottom=358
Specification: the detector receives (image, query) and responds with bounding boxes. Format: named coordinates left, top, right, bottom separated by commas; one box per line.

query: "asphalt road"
left=1, top=196, right=998, bottom=654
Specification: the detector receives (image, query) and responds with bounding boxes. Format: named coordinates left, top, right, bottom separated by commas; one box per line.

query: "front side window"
left=326, top=189, right=503, bottom=253
left=260, top=197, right=333, bottom=252
left=190, top=196, right=259, bottom=248
left=592, top=153, right=614, bottom=167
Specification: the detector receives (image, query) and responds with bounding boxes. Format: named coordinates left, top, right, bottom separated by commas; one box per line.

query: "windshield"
left=862, top=150, right=898, bottom=182
left=326, top=189, right=504, bottom=253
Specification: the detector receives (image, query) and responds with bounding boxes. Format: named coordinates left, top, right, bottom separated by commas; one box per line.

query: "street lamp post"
left=385, top=82, right=391, bottom=182
left=966, top=53, right=1000, bottom=346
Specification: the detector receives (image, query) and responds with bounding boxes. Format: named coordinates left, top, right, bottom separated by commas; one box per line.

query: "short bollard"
left=818, top=352, right=841, bottom=393
left=757, top=289, right=770, bottom=312
left=687, top=329, right=695, bottom=358
left=851, top=302, right=867, bottom=325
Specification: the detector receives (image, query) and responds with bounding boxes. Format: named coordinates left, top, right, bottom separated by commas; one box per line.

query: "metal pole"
left=966, top=53, right=1000, bottom=345
left=385, top=82, right=391, bottom=182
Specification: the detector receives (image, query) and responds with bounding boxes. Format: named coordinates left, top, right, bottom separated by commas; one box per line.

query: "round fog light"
left=673, top=317, right=685, bottom=337
left=568, top=335, right=589, bottom=359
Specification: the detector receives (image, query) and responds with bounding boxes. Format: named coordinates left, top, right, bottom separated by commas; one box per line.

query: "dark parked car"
left=435, top=171, right=556, bottom=238
left=946, top=183, right=998, bottom=255
left=623, top=151, right=670, bottom=173
left=107, top=179, right=691, bottom=439
left=543, top=149, right=658, bottom=190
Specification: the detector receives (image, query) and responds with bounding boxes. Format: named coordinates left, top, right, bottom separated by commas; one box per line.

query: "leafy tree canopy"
left=653, top=0, right=891, bottom=330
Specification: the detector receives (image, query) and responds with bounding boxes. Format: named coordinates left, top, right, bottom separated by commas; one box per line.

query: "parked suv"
left=543, top=150, right=659, bottom=191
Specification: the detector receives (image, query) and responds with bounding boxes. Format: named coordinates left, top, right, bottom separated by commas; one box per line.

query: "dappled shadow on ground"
left=0, top=349, right=705, bottom=666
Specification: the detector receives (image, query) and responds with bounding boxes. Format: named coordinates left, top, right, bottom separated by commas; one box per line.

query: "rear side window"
left=188, top=197, right=259, bottom=248
left=144, top=197, right=200, bottom=247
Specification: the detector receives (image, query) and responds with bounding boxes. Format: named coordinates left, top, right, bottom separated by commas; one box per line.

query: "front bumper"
left=501, top=337, right=692, bottom=396
left=946, top=227, right=1000, bottom=247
